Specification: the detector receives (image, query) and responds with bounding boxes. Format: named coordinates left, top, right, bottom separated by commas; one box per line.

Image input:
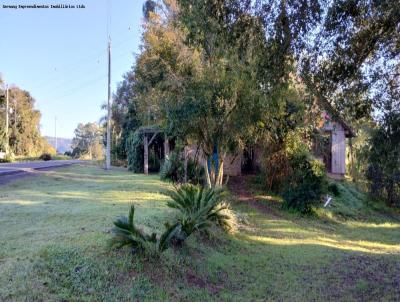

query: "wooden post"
left=144, top=135, right=149, bottom=174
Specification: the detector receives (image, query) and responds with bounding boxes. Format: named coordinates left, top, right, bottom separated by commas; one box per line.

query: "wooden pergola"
left=140, top=127, right=169, bottom=174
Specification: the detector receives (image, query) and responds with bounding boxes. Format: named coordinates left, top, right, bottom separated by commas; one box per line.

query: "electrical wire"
left=36, top=49, right=137, bottom=104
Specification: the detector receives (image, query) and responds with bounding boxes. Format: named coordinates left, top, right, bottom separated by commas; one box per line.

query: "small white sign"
left=324, top=196, right=332, bottom=207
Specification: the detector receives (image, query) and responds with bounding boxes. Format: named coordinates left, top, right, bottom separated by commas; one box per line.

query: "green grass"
left=14, top=154, right=72, bottom=162
left=0, top=165, right=399, bottom=301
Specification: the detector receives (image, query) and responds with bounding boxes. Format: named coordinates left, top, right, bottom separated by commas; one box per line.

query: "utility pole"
left=55, top=116, right=58, bottom=153
left=106, top=37, right=112, bottom=170
left=5, top=84, right=9, bottom=155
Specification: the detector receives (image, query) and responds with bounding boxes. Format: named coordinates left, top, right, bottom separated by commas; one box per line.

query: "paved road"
left=0, top=160, right=82, bottom=177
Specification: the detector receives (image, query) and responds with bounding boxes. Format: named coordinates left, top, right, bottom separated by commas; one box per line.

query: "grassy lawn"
left=1, top=164, right=399, bottom=301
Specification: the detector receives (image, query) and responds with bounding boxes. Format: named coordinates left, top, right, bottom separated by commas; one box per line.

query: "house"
left=189, top=108, right=355, bottom=178
left=317, top=110, right=355, bottom=175
left=141, top=106, right=354, bottom=178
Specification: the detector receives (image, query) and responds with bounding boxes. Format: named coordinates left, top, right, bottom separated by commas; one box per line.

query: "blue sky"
left=0, top=0, right=145, bottom=138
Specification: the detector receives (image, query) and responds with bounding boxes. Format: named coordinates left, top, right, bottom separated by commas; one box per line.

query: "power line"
left=31, top=49, right=135, bottom=103
left=26, top=31, right=136, bottom=91
left=43, top=73, right=108, bottom=103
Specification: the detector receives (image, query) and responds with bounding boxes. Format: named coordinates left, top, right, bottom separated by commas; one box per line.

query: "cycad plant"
left=110, top=205, right=158, bottom=254
left=166, top=184, right=235, bottom=236
left=110, top=186, right=235, bottom=256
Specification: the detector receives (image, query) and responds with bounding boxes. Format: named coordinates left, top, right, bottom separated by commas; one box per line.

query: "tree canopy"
left=111, top=0, right=399, bottom=199
left=0, top=82, right=54, bottom=156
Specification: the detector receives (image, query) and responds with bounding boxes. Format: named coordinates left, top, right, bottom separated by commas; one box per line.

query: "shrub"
left=160, top=151, right=204, bottom=184
left=166, top=184, right=236, bottom=234
left=282, top=151, right=328, bottom=214
left=110, top=205, right=161, bottom=255
left=39, top=153, right=52, bottom=161
left=186, top=159, right=205, bottom=184
left=110, top=186, right=236, bottom=256
left=64, top=151, right=72, bottom=157
left=110, top=204, right=206, bottom=255
left=328, top=182, right=341, bottom=196
left=261, top=128, right=312, bottom=192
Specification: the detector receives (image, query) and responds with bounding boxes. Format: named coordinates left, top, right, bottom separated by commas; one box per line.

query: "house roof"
left=304, top=77, right=356, bottom=138
left=319, top=99, right=356, bottom=138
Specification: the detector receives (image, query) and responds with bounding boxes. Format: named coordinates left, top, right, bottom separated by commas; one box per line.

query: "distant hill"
left=45, top=136, right=72, bottom=154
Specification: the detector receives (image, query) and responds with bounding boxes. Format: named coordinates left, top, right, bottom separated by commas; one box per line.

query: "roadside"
left=0, top=160, right=82, bottom=185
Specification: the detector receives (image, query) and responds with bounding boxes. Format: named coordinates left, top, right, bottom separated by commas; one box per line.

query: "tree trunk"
left=215, top=159, right=224, bottom=187
left=164, top=135, right=169, bottom=159
left=184, top=146, right=188, bottom=183
left=204, top=159, right=212, bottom=188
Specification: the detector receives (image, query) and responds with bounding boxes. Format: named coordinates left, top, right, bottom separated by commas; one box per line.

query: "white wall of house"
left=331, top=122, right=346, bottom=175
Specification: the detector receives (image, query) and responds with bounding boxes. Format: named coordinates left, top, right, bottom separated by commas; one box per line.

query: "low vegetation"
left=1, top=164, right=399, bottom=301
left=111, top=184, right=234, bottom=255
left=166, top=184, right=235, bottom=234
left=110, top=205, right=162, bottom=255
left=39, top=153, right=52, bottom=161
left=12, top=154, right=71, bottom=162
left=160, top=150, right=204, bottom=185
left=282, top=151, right=328, bottom=214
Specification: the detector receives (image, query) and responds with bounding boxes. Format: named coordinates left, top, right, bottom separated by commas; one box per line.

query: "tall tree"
left=161, top=0, right=269, bottom=186
left=71, top=122, right=103, bottom=159
left=0, top=84, right=53, bottom=156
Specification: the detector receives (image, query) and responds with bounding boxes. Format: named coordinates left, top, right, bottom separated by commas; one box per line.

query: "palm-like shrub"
left=110, top=205, right=157, bottom=254
left=110, top=186, right=236, bottom=256
left=110, top=205, right=192, bottom=254
left=166, top=184, right=236, bottom=235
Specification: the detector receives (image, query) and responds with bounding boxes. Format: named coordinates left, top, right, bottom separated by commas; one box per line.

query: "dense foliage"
left=160, top=150, right=204, bottom=184
left=0, top=83, right=55, bottom=157
left=282, top=152, right=328, bottom=214
left=366, top=113, right=400, bottom=206
left=108, top=0, right=399, bottom=207
left=126, top=130, right=144, bottom=173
